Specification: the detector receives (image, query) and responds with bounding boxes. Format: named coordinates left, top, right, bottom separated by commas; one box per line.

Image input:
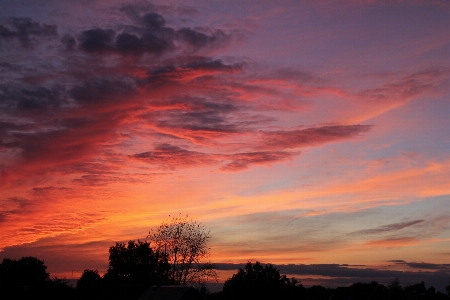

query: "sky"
left=1, top=0, right=449, bottom=292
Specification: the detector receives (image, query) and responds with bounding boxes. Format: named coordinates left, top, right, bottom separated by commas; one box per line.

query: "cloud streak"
left=353, top=220, right=424, bottom=235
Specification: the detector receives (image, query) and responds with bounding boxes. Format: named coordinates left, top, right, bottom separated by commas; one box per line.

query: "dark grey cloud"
left=115, top=30, right=175, bottom=55
left=119, top=3, right=199, bottom=22
left=261, top=125, right=373, bottom=150
left=32, top=186, right=71, bottom=195
left=148, top=96, right=242, bottom=140
left=214, top=262, right=450, bottom=280
left=159, top=110, right=238, bottom=133
left=141, top=12, right=166, bottom=29
left=114, top=32, right=144, bottom=53
left=132, top=144, right=216, bottom=169
left=78, top=28, right=115, bottom=52
left=61, top=34, right=76, bottom=50
left=69, top=77, right=136, bottom=104
left=0, top=114, right=123, bottom=176
left=132, top=144, right=299, bottom=171
left=160, top=96, right=237, bottom=112
left=0, top=17, right=57, bottom=48
left=71, top=173, right=158, bottom=186
left=150, top=59, right=242, bottom=75
left=221, top=151, right=298, bottom=171
left=358, top=67, right=450, bottom=104
left=0, top=83, right=66, bottom=112
left=353, top=220, right=424, bottom=235
left=389, top=260, right=450, bottom=271
left=405, top=262, right=450, bottom=270
left=72, top=11, right=231, bottom=56
left=72, top=174, right=119, bottom=186
left=0, top=11, right=376, bottom=185
left=0, top=121, right=34, bottom=150
left=184, top=59, right=242, bottom=72
left=76, top=17, right=175, bottom=55
left=388, top=260, right=406, bottom=263
left=177, top=27, right=229, bottom=50
left=0, top=197, right=32, bottom=223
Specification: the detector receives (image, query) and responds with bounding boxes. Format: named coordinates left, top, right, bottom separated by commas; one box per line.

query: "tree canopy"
left=103, top=240, right=169, bottom=300
left=0, top=256, right=49, bottom=289
left=149, top=215, right=217, bottom=286
left=0, top=256, right=74, bottom=299
left=222, top=261, right=299, bottom=300
left=76, top=269, right=103, bottom=300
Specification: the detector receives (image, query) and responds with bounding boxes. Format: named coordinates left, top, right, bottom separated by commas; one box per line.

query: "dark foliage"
left=45, top=277, right=75, bottom=300
left=0, top=255, right=449, bottom=300
left=213, top=264, right=450, bottom=300
left=77, top=269, right=104, bottom=300
left=222, top=261, right=305, bottom=300
left=0, top=257, right=75, bottom=300
left=447, top=278, right=450, bottom=297
left=103, top=240, right=169, bottom=300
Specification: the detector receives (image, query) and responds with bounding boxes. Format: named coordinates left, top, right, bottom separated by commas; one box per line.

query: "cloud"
left=69, top=77, right=136, bottom=104
left=60, top=34, right=76, bottom=50
left=72, top=175, right=121, bottom=186
left=405, top=262, right=450, bottom=270
left=131, top=144, right=217, bottom=169
left=148, top=59, right=243, bottom=80
left=0, top=17, right=57, bottom=48
left=260, top=125, right=373, bottom=150
left=2, top=8, right=445, bottom=263
left=0, top=197, right=32, bottom=223
left=72, top=12, right=232, bottom=56
left=389, top=260, right=450, bottom=271
left=362, top=237, right=418, bottom=248
left=0, top=210, right=108, bottom=250
left=388, top=260, right=406, bottom=263
left=353, top=220, right=424, bottom=235
left=177, top=27, right=230, bottom=50
left=0, top=83, right=66, bottom=111
left=72, top=173, right=159, bottom=186
left=78, top=28, right=116, bottom=52
left=132, top=145, right=298, bottom=171
left=221, top=151, right=298, bottom=171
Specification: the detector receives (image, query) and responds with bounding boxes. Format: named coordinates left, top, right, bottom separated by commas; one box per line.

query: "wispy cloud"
left=353, top=220, right=424, bottom=235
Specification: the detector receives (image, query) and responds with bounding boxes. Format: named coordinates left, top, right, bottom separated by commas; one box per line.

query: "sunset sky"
left=1, top=0, right=449, bottom=291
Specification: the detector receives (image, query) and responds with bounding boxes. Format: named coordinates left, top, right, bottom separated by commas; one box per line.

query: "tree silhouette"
left=0, top=256, right=50, bottom=299
left=404, top=280, right=427, bottom=299
left=446, top=277, right=450, bottom=297
left=103, top=240, right=169, bottom=300
left=46, top=277, right=75, bottom=300
left=387, top=277, right=403, bottom=299
left=349, top=281, right=386, bottom=300
left=149, top=215, right=217, bottom=286
left=222, top=261, right=299, bottom=300
left=77, top=269, right=103, bottom=300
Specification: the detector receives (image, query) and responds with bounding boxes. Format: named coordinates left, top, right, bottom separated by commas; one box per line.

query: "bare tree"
left=148, top=215, right=217, bottom=286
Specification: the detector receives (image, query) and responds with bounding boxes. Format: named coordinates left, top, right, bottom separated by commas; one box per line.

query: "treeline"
left=0, top=241, right=168, bottom=300
left=1, top=218, right=449, bottom=300
left=212, top=262, right=450, bottom=300
left=1, top=255, right=449, bottom=300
